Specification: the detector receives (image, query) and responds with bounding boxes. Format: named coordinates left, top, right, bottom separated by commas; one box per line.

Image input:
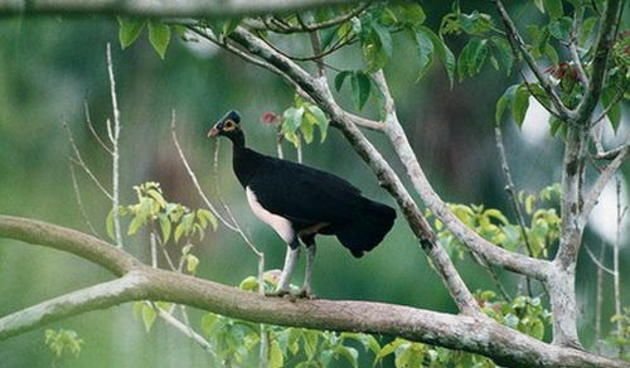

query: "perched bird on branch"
left=208, top=110, right=396, bottom=297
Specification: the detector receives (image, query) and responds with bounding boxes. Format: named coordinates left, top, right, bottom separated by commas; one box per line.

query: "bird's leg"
left=267, top=241, right=300, bottom=297
left=299, top=241, right=316, bottom=299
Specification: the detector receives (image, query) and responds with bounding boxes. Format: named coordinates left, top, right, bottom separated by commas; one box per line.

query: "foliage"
left=44, top=328, right=84, bottom=364
left=279, top=96, right=330, bottom=148
left=375, top=290, right=550, bottom=368
left=429, top=184, right=561, bottom=260
left=608, top=307, right=630, bottom=361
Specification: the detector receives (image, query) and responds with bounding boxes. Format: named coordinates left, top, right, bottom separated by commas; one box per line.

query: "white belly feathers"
left=246, top=187, right=295, bottom=243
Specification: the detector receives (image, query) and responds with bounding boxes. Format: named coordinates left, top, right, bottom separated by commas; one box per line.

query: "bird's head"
left=208, top=110, right=244, bottom=146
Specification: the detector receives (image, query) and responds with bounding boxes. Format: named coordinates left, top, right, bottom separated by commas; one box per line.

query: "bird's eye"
left=224, top=120, right=235, bottom=130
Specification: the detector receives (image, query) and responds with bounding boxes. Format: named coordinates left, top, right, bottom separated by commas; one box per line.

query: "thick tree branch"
left=574, top=0, right=623, bottom=126
left=371, top=71, right=552, bottom=281
left=0, top=0, right=361, bottom=17
left=0, top=215, right=140, bottom=275
left=0, top=216, right=626, bottom=368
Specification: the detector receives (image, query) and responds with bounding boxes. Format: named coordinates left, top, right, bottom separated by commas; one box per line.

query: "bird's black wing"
left=246, top=156, right=364, bottom=226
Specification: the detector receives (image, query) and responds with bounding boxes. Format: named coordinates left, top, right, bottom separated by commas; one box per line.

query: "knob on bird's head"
left=208, top=110, right=242, bottom=138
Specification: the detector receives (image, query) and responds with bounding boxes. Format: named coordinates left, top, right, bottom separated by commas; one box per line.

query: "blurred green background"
left=0, top=3, right=628, bottom=367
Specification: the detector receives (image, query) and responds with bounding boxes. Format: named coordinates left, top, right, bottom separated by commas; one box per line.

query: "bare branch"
left=68, top=162, right=100, bottom=237
left=494, top=126, right=535, bottom=296
left=0, top=216, right=626, bottom=368
left=156, top=306, right=216, bottom=356
left=569, top=7, right=589, bottom=88
left=371, top=71, right=551, bottom=281
left=585, top=244, right=616, bottom=276
left=62, top=121, right=113, bottom=200
left=246, top=2, right=371, bottom=33
left=83, top=101, right=113, bottom=155
left=595, top=140, right=629, bottom=160
left=580, top=145, right=629, bottom=226
left=106, top=43, right=123, bottom=248
left=0, top=0, right=362, bottom=17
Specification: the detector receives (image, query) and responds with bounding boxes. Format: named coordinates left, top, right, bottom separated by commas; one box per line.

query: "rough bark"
left=0, top=0, right=361, bottom=17
left=0, top=215, right=627, bottom=368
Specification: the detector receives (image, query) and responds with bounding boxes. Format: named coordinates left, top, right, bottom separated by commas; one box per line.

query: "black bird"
left=208, top=110, right=396, bottom=297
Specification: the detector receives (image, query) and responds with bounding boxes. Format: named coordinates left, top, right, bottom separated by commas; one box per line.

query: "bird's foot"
left=265, top=287, right=316, bottom=300
left=297, top=287, right=316, bottom=300
left=265, top=288, right=292, bottom=298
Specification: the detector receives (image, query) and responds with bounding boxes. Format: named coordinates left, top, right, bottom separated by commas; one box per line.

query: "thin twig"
left=613, top=178, right=624, bottom=336
left=591, top=83, right=628, bottom=126
left=493, top=0, right=572, bottom=121
left=247, top=2, right=371, bottom=34
left=569, top=7, right=589, bottom=88
left=68, top=162, right=100, bottom=237
left=62, top=121, right=113, bottom=200
left=494, top=126, right=535, bottom=297
left=595, top=244, right=604, bottom=350
left=585, top=244, right=616, bottom=276
left=83, top=101, right=113, bottom=155
left=106, top=43, right=123, bottom=248
left=156, top=306, right=216, bottom=357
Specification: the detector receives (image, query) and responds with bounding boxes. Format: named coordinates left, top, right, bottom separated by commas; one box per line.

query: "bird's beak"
left=207, top=126, right=220, bottom=138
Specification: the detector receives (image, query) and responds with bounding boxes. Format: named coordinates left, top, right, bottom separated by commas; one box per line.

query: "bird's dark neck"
left=229, top=135, right=262, bottom=187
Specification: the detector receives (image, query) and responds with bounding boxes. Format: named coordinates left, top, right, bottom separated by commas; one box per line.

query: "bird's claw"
left=264, top=288, right=316, bottom=300
left=297, top=287, right=316, bottom=300
left=265, top=289, right=291, bottom=298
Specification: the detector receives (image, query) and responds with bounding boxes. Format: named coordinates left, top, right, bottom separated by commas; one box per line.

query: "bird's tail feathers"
left=336, top=200, right=396, bottom=258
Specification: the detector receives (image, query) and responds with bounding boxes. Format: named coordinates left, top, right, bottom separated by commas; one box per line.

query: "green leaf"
left=544, top=0, right=564, bottom=18
left=579, top=17, right=598, bottom=44
left=340, top=333, right=381, bottom=355
left=306, top=105, right=328, bottom=142
left=127, top=215, right=145, bottom=236
left=534, top=0, right=545, bottom=13
left=334, top=346, right=358, bottom=368
left=158, top=215, right=171, bottom=243
left=186, top=254, right=199, bottom=274
left=239, top=276, right=259, bottom=291
left=512, top=85, right=530, bottom=127
left=269, top=341, right=284, bottom=368
left=362, top=33, right=388, bottom=72
left=106, top=208, right=115, bottom=240
left=421, top=26, right=455, bottom=87
left=148, top=21, right=171, bottom=59
left=351, top=71, right=371, bottom=110
left=222, top=18, right=241, bottom=36
left=282, top=107, right=304, bottom=133
left=334, top=70, right=352, bottom=92
left=390, top=3, right=426, bottom=26
left=197, top=209, right=218, bottom=231
left=141, top=304, right=157, bottom=332
left=495, top=84, right=518, bottom=125
left=413, top=28, right=434, bottom=79
left=457, top=38, right=489, bottom=80
left=491, top=36, right=513, bottom=75
left=300, top=118, right=315, bottom=144
left=117, top=17, right=146, bottom=49
left=201, top=313, right=219, bottom=336
left=375, top=338, right=406, bottom=362
left=601, top=87, right=621, bottom=131
left=548, top=17, right=571, bottom=40
left=372, top=23, right=393, bottom=58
